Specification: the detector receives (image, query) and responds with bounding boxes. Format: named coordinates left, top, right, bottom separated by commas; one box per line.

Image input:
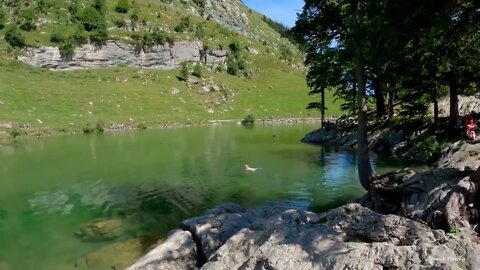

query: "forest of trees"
left=294, top=0, right=480, bottom=191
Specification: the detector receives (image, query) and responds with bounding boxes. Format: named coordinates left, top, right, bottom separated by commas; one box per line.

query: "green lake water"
left=0, top=124, right=414, bottom=269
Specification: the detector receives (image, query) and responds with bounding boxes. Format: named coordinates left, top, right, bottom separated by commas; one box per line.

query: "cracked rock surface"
left=126, top=203, right=480, bottom=270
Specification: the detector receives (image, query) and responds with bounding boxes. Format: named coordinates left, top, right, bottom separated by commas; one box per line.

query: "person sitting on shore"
left=466, top=115, right=477, bottom=140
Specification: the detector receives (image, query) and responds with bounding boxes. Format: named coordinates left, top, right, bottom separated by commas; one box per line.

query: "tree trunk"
left=352, top=75, right=357, bottom=115
left=433, top=86, right=439, bottom=127
left=321, top=87, right=325, bottom=127
left=352, top=2, right=374, bottom=192
left=388, top=89, right=394, bottom=118
left=355, top=48, right=374, bottom=192
left=371, top=74, right=386, bottom=118
left=366, top=168, right=479, bottom=233
left=449, top=80, right=459, bottom=125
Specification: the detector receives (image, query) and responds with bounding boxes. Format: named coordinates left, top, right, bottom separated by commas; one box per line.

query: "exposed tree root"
left=363, top=167, right=480, bottom=234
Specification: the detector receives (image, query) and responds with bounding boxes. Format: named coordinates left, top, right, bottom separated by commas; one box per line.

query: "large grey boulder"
left=205, top=49, right=228, bottom=68
left=434, top=95, right=480, bottom=116
left=125, top=230, right=198, bottom=270
left=438, top=141, right=480, bottom=170
left=181, top=203, right=249, bottom=261
left=202, top=203, right=480, bottom=270
left=128, top=202, right=480, bottom=270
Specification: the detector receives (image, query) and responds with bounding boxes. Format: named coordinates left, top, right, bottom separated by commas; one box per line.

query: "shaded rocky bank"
left=126, top=202, right=480, bottom=270
left=302, top=96, right=480, bottom=165
left=301, top=116, right=436, bottom=163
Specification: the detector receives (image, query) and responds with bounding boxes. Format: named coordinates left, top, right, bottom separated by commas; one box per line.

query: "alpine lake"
left=0, top=123, right=419, bottom=269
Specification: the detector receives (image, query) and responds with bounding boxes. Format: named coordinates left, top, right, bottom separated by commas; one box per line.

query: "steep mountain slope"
left=0, top=0, right=340, bottom=134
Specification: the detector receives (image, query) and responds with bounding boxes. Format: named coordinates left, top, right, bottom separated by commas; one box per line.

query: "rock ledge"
left=126, top=203, right=480, bottom=270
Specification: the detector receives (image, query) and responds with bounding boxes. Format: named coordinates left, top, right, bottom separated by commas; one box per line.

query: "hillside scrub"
left=115, top=0, right=129, bottom=13
left=4, top=27, right=26, bottom=48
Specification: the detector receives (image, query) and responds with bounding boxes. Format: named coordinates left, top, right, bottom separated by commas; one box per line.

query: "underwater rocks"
left=75, top=218, right=127, bottom=241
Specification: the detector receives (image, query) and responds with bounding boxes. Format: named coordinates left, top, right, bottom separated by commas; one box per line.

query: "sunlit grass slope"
left=0, top=58, right=340, bottom=132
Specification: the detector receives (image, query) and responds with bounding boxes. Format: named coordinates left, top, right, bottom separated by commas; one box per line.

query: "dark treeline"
left=293, top=0, right=480, bottom=191
left=261, top=15, right=304, bottom=48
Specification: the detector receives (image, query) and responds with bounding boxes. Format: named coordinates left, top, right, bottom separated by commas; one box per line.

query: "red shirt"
left=466, top=119, right=476, bottom=133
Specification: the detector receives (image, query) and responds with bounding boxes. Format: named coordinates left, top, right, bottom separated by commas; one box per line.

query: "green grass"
left=0, top=58, right=340, bottom=133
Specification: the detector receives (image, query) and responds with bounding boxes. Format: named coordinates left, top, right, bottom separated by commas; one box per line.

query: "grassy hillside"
left=0, top=0, right=341, bottom=137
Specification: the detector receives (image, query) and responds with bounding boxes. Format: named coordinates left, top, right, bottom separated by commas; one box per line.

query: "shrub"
left=193, top=63, right=203, bottom=78
left=79, top=7, right=106, bottom=32
left=50, top=32, right=67, bottom=43
left=59, top=40, right=75, bottom=60
left=179, top=62, right=189, bottom=81
left=229, top=40, right=242, bottom=53
left=226, top=56, right=239, bottom=75
left=95, top=121, right=105, bottom=133
left=137, top=122, right=147, bottom=130
left=195, top=25, right=206, bottom=39
left=36, top=0, right=52, bottom=14
left=114, top=19, right=127, bottom=28
left=279, top=45, right=293, bottom=62
left=9, top=129, right=21, bottom=139
left=4, top=27, right=26, bottom=48
left=19, top=8, right=37, bottom=31
left=82, top=123, right=95, bottom=133
left=226, top=40, right=247, bottom=76
left=130, top=9, right=139, bottom=29
left=72, top=26, right=88, bottom=44
left=92, top=0, right=107, bottom=14
left=414, top=136, right=441, bottom=163
left=68, top=0, right=81, bottom=22
left=151, top=29, right=170, bottom=45
left=174, top=16, right=192, bottom=32
left=242, top=114, right=255, bottom=126
left=89, top=28, right=108, bottom=44
left=0, top=7, right=6, bottom=29
left=115, top=0, right=130, bottom=13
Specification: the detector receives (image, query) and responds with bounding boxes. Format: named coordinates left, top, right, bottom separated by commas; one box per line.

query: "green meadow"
left=0, top=57, right=340, bottom=135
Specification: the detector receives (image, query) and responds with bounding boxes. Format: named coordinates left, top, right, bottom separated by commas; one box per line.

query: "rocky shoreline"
left=301, top=116, right=430, bottom=163
left=0, top=117, right=323, bottom=143
left=126, top=202, right=480, bottom=270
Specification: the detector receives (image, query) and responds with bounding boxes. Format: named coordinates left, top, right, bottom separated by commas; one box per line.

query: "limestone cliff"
left=19, top=40, right=227, bottom=70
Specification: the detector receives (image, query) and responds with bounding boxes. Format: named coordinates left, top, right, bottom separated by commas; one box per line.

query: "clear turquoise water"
left=0, top=124, right=412, bottom=269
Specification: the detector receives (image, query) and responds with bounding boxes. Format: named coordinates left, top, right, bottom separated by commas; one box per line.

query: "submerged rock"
left=84, top=237, right=160, bottom=269
left=75, top=218, right=127, bottom=241
left=127, top=203, right=480, bottom=270
left=0, top=261, right=13, bottom=270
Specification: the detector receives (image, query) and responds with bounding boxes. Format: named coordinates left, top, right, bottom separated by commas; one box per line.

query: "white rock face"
left=204, top=0, right=251, bottom=36
left=434, top=95, right=480, bottom=116
left=205, top=49, right=228, bottom=68
left=19, top=40, right=227, bottom=70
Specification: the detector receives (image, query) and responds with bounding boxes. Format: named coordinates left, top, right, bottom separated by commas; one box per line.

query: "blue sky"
left=243, top=0, right=305, bottom=28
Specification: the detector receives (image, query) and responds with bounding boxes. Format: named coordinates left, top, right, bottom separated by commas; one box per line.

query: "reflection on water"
left=0, top=124, right=418, bottom=269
